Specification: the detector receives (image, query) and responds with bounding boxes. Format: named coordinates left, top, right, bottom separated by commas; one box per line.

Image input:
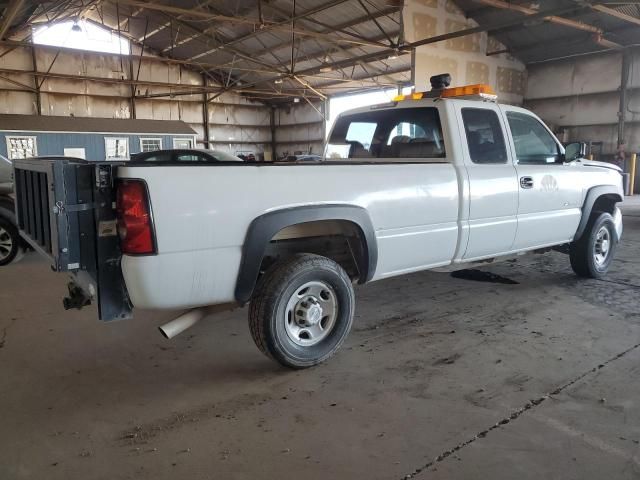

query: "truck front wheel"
left=248, top=253, right=355, bottom=369
left=569, top=212, right=617, bottom=279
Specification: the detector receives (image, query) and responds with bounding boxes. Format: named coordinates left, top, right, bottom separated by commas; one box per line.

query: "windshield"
left=326, top=106, right=445, bottom=160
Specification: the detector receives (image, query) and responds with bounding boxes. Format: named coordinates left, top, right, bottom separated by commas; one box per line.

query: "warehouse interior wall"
left=272, top=100, right=326, bottom=160
left=404, top=0, right=526, bottom=105
left=524, top=49, right=640, bottom=160
left=0, top=42, right=272, bottom=158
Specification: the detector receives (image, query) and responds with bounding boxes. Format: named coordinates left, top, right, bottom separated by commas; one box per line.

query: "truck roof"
left=336, top=83, right=500, bottom=118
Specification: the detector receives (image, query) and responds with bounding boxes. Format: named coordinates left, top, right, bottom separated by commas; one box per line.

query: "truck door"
left=501, top=108, right=582, bottom=250
left=457, top=104, right=518, bottom=260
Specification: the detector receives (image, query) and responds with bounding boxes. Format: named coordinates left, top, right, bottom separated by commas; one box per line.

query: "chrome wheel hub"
left=593, top=226, right=611, bottom=267
left=0, top=226, right=12, bottom=261
left=285, top=281, right=338, bottom=347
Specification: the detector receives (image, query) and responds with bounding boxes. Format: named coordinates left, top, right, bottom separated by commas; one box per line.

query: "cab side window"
left=506, top=112, right=560, bottom=164
left=461, top=108, right=507, bottom=164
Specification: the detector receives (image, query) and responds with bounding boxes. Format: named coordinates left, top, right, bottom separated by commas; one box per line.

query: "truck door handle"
left=520, top=176, right=534, bottom=189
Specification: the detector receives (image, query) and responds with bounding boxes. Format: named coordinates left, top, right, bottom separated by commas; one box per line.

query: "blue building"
left=0, top=114, right=197, bottom=161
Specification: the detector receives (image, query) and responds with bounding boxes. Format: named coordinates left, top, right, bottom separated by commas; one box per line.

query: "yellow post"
left=630, top=153, right=637, bottom=196
left=587, top=154, right=594, bottom=160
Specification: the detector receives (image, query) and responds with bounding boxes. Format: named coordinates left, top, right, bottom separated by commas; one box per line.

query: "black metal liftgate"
left=13, top=157, right=132, bottom=321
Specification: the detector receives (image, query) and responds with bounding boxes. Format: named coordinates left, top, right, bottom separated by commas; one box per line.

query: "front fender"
left=574, top=186, right=623, bottom=241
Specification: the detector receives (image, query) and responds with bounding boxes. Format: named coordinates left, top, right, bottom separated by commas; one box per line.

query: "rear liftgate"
left=13, top=158, right=132, bottom=321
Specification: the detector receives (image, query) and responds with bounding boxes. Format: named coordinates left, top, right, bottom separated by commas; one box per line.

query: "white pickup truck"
left=14, top=75, right=623, bottom=368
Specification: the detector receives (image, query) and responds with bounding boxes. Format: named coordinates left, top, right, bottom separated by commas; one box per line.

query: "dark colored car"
left=131, top=149, right=244, bottom=164
left=284, top=154, right=323, bottom=163
left=0, top=154, right=25, bottom=266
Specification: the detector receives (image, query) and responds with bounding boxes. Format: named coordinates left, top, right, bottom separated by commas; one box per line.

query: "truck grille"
left=14, top=168, right=52, bottom=254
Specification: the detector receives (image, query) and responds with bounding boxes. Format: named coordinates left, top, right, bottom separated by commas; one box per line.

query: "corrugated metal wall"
left=0, top=43, right=273, bottom=157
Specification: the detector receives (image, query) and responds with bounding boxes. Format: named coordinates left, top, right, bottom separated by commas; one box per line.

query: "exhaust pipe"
left=158, top=307, right=209, bottom=339
left=158, top=303, right=238, bottom=339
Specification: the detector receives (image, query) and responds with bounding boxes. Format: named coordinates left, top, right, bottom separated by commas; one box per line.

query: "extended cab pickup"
left=14, top=76, right=624, bottom=368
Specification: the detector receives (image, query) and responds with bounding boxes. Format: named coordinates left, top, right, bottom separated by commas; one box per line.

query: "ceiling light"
left=71, top=22, right=82, bottom=32
left=320, top=66, right=333, bottom=73
left=293, top=97, right=300, bottom=103
left=274, top=78, right=283, bottom=84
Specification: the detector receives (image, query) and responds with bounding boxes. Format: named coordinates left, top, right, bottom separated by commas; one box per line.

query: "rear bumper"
left=121, top=247, right=242, bottom=309
left=613, top=206, right=623, bottom=241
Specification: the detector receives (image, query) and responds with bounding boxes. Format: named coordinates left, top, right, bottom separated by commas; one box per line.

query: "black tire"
left=0, top=216, right=20, bottom=266
left=248, top=253, right=355, bottom=369
left=570, top=212, right=617, bottom=279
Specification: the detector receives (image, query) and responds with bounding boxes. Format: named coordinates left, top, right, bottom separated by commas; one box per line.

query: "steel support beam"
left=172, top=0, right=350, bottom=56
left=0, top=0, right=25, bottom=40
left=618, top=49, right=630, bottom=147
left=214, top=7, right=400, bottom=69
left=29, top=44, right=40, bottom=114
left=235, top=3, right=594, bottom=92
left=592, top=4, right=640, bottom=27
left=114, top=0, right=387, bottom=49
left=474, top=0, right=601, bottom=34
left=202, top=73, right=210, bottom=148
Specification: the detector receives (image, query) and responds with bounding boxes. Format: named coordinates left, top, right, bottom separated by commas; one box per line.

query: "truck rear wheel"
left=0, top=217, right=21, bottom=266
left=569, top=212, right=617, bottom=279
left=248, top=253, right=355, bottom=369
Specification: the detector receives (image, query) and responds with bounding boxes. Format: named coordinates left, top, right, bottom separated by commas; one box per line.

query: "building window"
left=6, top=136, right=37, bottom=159
left=173, top=138, right=194, bottom=149
left=140, top=138, right=163, bottom=153
left=33, top=20, right=130, bottom=55
left=105, top=137, right=129, bottom=160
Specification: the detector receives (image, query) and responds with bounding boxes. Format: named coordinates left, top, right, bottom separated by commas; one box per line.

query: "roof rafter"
left=113, top=0, right=389, bottom=50
left=0, top=0, right=26, bottom=40
left=168, top=0, right=350, bottom=56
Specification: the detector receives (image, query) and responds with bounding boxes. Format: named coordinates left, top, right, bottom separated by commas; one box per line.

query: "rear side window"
left=506, top=112, right=560, bottom=164
left=461, top=108, right=507, bottom=164
left=327, top=107, right=445, bottom=160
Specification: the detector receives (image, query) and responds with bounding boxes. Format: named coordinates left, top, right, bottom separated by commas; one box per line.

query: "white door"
left=457, top=105, right=518, bottom=260
left=502, top=109, right=582, bottom=250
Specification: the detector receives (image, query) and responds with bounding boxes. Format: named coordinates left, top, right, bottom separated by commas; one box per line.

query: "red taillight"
left=116, top=180, right=156, bottom=255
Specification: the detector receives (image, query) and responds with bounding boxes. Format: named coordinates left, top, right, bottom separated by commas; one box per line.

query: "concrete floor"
left=1, top=199, right=640, bottom=480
